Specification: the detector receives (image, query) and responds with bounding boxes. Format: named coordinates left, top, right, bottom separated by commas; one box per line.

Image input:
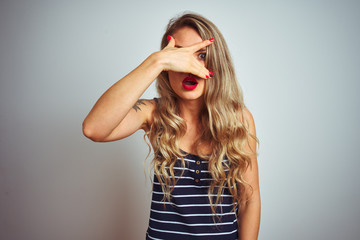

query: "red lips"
left=182, top=77, right=198, bottom=91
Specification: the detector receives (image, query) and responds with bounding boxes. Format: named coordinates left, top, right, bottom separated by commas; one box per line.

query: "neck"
left=178, top=98, right=204, bottom=124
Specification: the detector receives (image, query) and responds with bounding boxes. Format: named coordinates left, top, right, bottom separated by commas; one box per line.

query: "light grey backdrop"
left=1, top=0, right=359, bottom=239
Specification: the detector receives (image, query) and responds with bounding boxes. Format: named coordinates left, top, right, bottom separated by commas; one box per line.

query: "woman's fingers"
left=160, top=36, right=214, bottom=78
left=184, top=56, right=209, bottom=79
left=191, top=62, right=211, bottom=79
left=189, top=38, right=214, bottom=52
left=165, top=35, right=175, bottom=48
left=166, top=36, right=214, bottom=54
left=188, top=38, right=214, bottom=78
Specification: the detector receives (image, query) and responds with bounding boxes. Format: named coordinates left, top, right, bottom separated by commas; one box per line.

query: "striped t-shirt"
left=146, top=151, right=238, bottom=240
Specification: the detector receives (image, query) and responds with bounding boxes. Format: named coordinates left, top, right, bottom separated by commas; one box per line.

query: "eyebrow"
left=196, top=48, right=206, bottom=52
left=175, top=45, right=207, bottom=53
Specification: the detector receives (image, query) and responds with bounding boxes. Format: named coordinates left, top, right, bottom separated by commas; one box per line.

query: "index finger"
left=189, top=38, right=214, bottom=52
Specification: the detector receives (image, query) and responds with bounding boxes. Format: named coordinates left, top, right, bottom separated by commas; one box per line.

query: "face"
left=168, top=26, right=207, bottom=102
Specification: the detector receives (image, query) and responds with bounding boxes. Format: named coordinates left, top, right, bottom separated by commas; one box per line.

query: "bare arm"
left=82, top=37, right=214, bottom=142
left=82, top=54, right=162, bottom=142
left=237, top=108, right=261, bottom=240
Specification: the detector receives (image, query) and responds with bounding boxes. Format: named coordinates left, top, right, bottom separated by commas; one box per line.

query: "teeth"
left=185, top=80, right=197, bottom=85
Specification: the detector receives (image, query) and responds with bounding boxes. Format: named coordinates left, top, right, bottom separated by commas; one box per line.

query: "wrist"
left=149, top=51, right=167, bottom=72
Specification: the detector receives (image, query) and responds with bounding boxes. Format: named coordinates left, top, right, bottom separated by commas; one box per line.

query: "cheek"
left=168, top=71, right=186, bottom=84
left=168, top=72, right=176, bottom=85
left=168, top=71, right=176, bottom=81
left=168, top=71, right=180, bottom=91
left=168, top=71, right=183, bottom=79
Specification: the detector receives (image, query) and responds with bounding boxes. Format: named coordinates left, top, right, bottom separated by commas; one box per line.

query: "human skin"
left=168, top=26, right=208, bottom=102
left=82, top=26, right=260, bottom=240
left=166, top=27, right=261, bottom=240
left=82, top=28, right=213, bottom=142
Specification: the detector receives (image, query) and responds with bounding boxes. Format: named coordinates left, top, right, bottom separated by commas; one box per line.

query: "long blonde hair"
left=145, top=13, right=258, bottom=221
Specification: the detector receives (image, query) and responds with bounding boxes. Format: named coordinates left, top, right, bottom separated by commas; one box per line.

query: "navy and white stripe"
left=146, top=151, right=238, bottom=240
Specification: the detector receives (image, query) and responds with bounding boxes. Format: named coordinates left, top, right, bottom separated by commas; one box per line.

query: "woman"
left=83, top=13, right=260, bottom=240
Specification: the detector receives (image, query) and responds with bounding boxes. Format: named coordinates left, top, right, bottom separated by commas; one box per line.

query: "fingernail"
left=209, top=38, right=214, bottom=42
left=209, top=71, right=214, bottom=77
left=167, top=35, right=171, bottom=41
left=206, top=75, right=210, bottom=79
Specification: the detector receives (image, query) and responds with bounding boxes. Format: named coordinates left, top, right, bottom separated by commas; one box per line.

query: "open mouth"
left=182, top=77, right=198, bottom=91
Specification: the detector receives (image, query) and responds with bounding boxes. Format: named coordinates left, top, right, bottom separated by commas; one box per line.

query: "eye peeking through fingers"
left=198, top=52, right=206, bottom=60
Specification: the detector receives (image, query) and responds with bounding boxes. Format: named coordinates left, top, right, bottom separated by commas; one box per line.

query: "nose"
left=188, top=73, right=197, bottom=78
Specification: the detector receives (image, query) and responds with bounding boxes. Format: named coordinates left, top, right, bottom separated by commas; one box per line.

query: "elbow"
left=82, top=122, right=106, bottom=142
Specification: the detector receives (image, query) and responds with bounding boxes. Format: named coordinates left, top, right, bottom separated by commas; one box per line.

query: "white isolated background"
left=1, top=0, right=359, bottom=240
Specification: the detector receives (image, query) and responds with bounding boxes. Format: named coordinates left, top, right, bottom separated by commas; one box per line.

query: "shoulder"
left=132, top=98, right=158, bottom=129
left=239, top=106, right=256, bottom=137
left=240, top=107, right=258, bottom=155
left=132, top=98, right=156, bottom=112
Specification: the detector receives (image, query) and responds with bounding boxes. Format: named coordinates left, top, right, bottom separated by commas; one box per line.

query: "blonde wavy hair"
left=144, top=13, right=258, bottom=222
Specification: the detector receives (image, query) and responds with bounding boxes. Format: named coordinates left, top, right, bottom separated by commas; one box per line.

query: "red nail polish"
left=209, top=71, right=214, bottom=77
left=206, top=75, right=210, bottom=79
left=167, top=35, right=171, bottom=41
left=209, top=38, right=214, bottom=42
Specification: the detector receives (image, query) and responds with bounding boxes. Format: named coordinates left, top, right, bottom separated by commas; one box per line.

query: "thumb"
left=166, top=35, right=175, bottom=48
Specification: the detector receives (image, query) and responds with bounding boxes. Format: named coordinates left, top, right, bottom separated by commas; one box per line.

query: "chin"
left=177, top=91, right=204, bottom=101
left=170, top=79, right=205, bottom=102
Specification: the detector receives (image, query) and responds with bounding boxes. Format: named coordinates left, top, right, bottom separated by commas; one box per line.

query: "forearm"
left=237, top=192, right=261, bottom=240
left=83, top=52, right=163, bottom=140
